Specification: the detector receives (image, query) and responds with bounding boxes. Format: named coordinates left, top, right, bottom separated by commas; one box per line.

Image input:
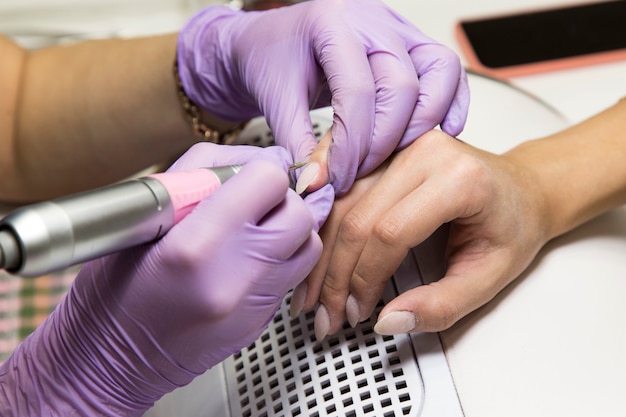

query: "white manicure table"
left=385, top=1, right=626, bottom=415
left=3, top=1, right=626, bottom=416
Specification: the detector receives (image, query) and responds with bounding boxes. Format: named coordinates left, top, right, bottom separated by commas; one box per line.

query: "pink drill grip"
left=149, top=169, right=223, bottom=224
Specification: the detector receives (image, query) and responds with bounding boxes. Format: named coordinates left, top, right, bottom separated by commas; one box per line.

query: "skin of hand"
left=0, top=34, right=227, bottom=202
left=177, top=0, right=470, bottom=196
left=0, top=143, right=334, bottom=416
left=290, top=98, right=626, bottom=338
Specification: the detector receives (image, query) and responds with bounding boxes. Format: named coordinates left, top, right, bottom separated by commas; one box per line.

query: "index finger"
left=314, top=31, right=376, bottom=193
left=187, top=160, right=290, bottom=229
left=315, top=157, right=422, bottom=336
left=347, top=133, right=480, bottom=322
left=348, top=176, right=459, bottom=323
left=398, top=44, right=467, bottom=148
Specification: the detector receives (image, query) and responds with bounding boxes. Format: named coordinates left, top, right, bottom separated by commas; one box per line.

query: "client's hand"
left=290, top=130, right=550, bottom=338
left=0, top=143, right=334, bottom=416
left=177, top=0, right=469, bottom=195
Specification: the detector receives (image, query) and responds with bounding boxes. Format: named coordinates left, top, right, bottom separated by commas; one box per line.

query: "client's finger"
left=374, top=247, right=516, bottom=334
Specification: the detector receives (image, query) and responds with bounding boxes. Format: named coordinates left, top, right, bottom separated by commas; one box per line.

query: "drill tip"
left=288, top=162, right=308, bottom=171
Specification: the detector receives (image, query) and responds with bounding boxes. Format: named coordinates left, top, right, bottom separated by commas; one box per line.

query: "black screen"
left=460, top=1, right=626, bottom=68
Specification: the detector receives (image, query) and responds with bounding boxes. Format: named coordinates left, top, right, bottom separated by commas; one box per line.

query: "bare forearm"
left=4, top=34, right=195, bottom=202
left=505, top=98, right=626, bottom=240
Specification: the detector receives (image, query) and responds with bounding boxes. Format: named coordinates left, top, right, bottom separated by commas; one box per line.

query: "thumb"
left=302, top=183, right=335, bottom=232
left=374, top=255, right=512, bottom=334
left=266, top=98, right=319, bottom=173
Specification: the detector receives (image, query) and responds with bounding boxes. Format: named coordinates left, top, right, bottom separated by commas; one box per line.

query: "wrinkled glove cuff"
left=177, top=6, right=245, bottom=123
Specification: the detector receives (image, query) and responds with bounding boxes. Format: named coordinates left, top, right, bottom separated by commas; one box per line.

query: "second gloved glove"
left=0, top=143, right=334, bottom=416
left=177, top=0, right=469, bottom=195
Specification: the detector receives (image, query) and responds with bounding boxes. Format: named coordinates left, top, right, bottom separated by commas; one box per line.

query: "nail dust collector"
left=144, top=108, right=463, bottom=417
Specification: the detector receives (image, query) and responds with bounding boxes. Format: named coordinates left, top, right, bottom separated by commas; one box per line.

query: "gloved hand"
left=0, top=143, right=334, bottom=416
left=177, top=0, right=469, bottom=195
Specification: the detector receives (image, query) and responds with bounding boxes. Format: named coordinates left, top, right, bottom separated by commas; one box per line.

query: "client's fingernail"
left=295, top=162, right=319, bottom=195
left=346, top=294, right=360, bottom=328
left=373, top=311, right=416, bottom=335
left=314, top=304, right=330, bottom=342
left=289, top=282, right=307, bottom=318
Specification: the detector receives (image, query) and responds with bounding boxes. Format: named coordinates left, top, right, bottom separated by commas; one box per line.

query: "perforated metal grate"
left=226, top=108, right=425, bottom=416
left=233, top=107, right=332, bottom=147
left=223, top=283, right=425, bottom=417
left=145, top=108, right=462, bottom=417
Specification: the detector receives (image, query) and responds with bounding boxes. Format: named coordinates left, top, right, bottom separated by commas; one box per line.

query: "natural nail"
left=373, top=311, right=416, bottom=335
left=314, top=304, right=330, bottom=342
left=346, top=294, right=360, bottom=328
left=289, top=282, right=307, bottom=318
left=295, top=162, right=319, bottom=195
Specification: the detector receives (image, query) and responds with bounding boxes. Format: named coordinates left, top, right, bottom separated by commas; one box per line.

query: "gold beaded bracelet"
left=173, top=60, right=246, bottom=144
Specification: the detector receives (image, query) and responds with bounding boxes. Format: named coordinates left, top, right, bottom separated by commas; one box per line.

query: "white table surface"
left=382, top=1, right=626, bottom=416
left=2, top=1, right=625, bottom=416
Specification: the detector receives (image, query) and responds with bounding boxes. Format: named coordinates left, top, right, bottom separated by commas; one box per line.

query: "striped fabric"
left=0, top=268, right=78, bottom=362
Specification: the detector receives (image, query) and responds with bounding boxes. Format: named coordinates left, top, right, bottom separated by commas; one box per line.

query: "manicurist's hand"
left=0, top=143, right=334, bottom=416
left=177, top=0, right=469, bottom=195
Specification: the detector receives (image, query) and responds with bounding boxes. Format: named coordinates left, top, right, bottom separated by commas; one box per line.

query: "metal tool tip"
left=288, top=161, right=308, bottom=171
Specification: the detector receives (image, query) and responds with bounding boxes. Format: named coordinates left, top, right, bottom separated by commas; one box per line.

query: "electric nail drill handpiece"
left=0, top=165, right=242, bottom=277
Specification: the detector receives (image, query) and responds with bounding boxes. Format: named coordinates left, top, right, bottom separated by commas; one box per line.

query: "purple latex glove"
left=0, top=143, right=334, bottom=416
left=177, top=0, right=470, bottom=195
